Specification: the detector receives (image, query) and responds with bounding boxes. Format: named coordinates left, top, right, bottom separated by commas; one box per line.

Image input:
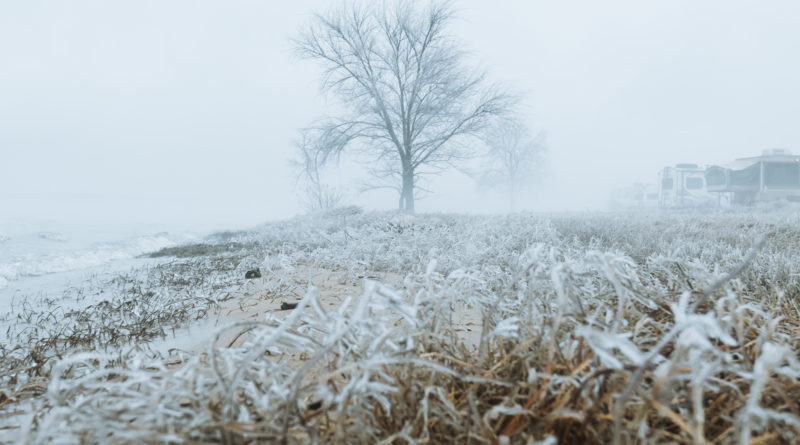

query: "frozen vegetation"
left=2, top=208, right=800, bottom=444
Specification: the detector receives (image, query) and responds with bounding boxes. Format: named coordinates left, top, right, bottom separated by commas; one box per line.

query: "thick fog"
left=2, top=0, right=799, bottom=230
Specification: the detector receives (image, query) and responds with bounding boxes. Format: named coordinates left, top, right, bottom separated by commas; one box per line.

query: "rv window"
left=764, top=162, right=800, bottom=187
left=705, top=169, right=726, bottom=186
left=685, top=177, right=703, bottom=189
left=661, top=178, right=673, bottom=190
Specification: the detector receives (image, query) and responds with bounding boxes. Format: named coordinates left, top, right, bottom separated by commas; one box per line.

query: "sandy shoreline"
left=148, top=262, right=485, bottom=369
left=149, top=264, right=408, bottom=356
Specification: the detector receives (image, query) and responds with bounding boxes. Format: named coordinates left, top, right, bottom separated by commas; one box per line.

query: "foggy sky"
left=2, top=0, right=799, bottom=230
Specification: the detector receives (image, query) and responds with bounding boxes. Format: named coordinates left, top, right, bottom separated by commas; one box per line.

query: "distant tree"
left=476, top=120, right=546, bottom=211
left=295, top=0, right=516, bottom=213
left=293, top=130, right=346, bottom=213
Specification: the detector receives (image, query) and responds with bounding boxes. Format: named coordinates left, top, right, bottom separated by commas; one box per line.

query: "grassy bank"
left=3, top=209, right=800, bottom=444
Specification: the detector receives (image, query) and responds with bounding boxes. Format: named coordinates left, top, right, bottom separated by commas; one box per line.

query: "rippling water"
left=0, top=219, right=200, bottom=312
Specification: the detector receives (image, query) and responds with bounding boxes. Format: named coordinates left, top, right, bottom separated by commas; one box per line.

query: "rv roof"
left=735, top=154, right=800, bottom=162
left=720, top=159, right=760, bottom=171
left=712, top=154, right=800, bottom=172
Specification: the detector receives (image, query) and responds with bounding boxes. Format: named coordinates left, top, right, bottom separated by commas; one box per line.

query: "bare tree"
left=293, top=130, right=346, bottom=213
left=477, top=120, right=546, bottom=211
left=295, top=0, right=515, bottom=212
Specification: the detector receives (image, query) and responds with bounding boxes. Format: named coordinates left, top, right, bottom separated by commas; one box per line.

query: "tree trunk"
left=402, top=169, right=415, bottom=213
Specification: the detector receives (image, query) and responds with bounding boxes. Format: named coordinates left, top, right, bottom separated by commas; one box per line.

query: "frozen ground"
left=2, top=207, right=800, bottom=444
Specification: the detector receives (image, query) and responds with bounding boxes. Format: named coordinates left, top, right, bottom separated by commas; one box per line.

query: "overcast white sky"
left=2, top=1, right=799, bottom=230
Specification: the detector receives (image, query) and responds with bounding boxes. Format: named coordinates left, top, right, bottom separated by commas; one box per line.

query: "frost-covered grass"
left=4, top=208, right=800, bottom=444
left=0, top=245, right=259, bottom=416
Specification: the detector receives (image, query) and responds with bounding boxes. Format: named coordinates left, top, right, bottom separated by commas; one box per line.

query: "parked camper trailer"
left=608, top=183, right=659, bottom=210
left=705, top=149, right=800, bottom=204
left=658, top=164, right=716, bottom=208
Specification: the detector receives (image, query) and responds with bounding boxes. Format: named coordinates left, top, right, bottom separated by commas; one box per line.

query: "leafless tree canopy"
left=295, top=0, right=516, bottom=212
left=478, top=120, right=547, bottom=211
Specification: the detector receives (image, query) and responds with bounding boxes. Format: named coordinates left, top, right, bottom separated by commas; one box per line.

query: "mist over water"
left=0, top=218, right=199, bottom=304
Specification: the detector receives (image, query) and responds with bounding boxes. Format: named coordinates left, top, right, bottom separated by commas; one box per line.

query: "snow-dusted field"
left=3, top=207, right=800, bottom=444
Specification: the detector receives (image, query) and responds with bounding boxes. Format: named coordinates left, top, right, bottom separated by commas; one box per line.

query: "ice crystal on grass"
left=4, top=210, right=800, bottom=443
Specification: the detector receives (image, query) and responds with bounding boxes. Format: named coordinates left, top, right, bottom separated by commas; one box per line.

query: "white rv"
left=657, top=163, right=716, bottom=208
left=608, top=183, right=659, bottom=210
left=705, top=149, right=800, bottom=204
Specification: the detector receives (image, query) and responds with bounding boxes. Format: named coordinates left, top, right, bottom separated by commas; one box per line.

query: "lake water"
left=0, top=219, right=201, bottom=314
